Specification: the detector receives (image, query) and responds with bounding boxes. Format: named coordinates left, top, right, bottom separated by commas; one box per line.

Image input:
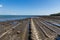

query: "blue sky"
left=0, top=0, right=60, bottom=15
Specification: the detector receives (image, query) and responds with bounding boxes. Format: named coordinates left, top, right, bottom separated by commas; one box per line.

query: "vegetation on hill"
left=50, top=13, right=60, bottom=16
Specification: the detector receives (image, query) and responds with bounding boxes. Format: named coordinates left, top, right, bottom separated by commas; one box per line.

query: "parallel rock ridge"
left=0, top=16, right=60, bottom=40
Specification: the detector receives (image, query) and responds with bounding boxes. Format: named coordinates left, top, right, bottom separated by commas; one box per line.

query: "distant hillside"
left=50, top=13, right=60, bottom=16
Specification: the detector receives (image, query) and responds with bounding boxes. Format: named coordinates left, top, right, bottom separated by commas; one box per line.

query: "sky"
left=0, top=0, right=60, bottom=15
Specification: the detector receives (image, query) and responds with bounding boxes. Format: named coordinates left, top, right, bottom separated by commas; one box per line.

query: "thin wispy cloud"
left=0, top=4, right=3, bottom=8
left=0, top=10, right=17, bottom=15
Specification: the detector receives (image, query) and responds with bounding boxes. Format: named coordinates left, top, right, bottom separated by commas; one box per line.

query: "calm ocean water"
left=0, top=15, right=38, bottom=22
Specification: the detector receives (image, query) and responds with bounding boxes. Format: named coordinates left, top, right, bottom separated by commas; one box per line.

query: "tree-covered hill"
left=50, top=13, right=60, bottom=16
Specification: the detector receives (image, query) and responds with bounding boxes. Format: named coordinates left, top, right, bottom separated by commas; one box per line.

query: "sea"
left=0, top=15, right=38, bottom=22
